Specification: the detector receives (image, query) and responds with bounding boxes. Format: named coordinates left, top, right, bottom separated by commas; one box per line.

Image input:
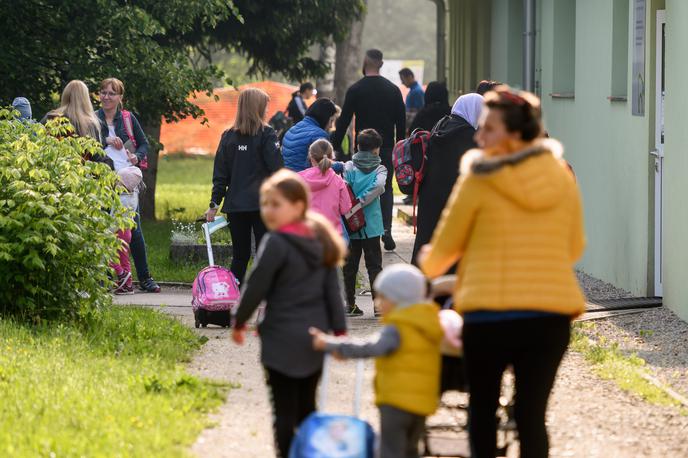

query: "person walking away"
left=298, top=139, right=351, bottom=235
left=231, top=169, right=347, bottom=458
left=411, top=93, right=483, bottom=265
left=408, top=81, right=451, bottom=133
left=342, top=129, right=387, bottom=317
left=419, top=85, right=586, bottom=458
left=331, top=49, right=406, bottom=251
left=311, top=263, right=443, bottom=458
left=286, top=82, right=315, bottom=124
left=206, top=87, right=283, bottom=284
left=96, top=77, right=161, bottom=293
left=399, top=67, right=425, bottom=131
left=282, top=98, right=337, bottom=172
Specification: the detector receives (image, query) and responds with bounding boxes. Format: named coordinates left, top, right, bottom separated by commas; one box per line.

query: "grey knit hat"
left=12, top=97, right=32, bottom=121
left=373, top=264, right=428, bottom=308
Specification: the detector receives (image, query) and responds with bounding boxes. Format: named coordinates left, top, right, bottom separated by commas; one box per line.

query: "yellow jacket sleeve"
left=570, top=186, right=586, bottom=262
left=421, top=175, right=481, bottom=278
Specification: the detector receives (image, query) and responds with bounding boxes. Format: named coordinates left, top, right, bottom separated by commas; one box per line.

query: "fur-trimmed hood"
left=460, top=139, right=572, bottom=211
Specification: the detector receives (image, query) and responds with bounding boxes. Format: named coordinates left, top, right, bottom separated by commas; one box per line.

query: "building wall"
left=662, top=0, right=688, bottom=320
left=490, top=0, right=524, bottom=88
left=538, top=0, right=657, bottom=296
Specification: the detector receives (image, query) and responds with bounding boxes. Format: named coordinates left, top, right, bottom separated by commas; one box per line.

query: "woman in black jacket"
left=411, top=93, right=484, bottom=265
left=207, top=88, right=283, bottom=283
left=409, top=81, right=451, bottom=133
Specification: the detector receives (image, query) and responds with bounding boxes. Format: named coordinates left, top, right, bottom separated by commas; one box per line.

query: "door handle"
left=650, top=150, right=664, bottom=158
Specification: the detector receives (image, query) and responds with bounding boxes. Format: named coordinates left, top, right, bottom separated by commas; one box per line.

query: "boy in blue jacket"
left=343, top=129, right=387, bottom=317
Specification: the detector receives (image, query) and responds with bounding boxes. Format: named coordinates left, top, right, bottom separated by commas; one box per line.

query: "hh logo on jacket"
left=238, top=145, right=248, bottom=151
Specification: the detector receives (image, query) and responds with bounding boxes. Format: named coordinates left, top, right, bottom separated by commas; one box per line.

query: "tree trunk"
left=315, top=38, right=336, bottom=100
left=139, top=118, right=161, bottom=221
left=334, top=3, right=367, bottom=105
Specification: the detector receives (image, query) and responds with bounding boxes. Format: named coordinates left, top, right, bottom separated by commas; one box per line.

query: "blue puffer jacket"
left=281, top=116, right=329, bottom=172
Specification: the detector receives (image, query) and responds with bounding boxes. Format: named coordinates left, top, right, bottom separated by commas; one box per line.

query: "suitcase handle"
left=201, top=216, right=229, bottom=266
left=318, top=355, right=365, bottom=417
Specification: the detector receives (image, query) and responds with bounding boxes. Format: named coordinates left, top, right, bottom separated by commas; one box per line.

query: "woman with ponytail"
left=298, top=139, right=352, bottom=235
left=231, top=169, right=347, bottom=458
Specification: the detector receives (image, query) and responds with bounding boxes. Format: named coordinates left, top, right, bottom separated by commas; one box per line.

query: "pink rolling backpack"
left=192, top=216, right=240, bottom=328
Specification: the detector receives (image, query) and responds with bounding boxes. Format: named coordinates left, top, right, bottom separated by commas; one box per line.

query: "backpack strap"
left=121, top=110, right=138, bottom=149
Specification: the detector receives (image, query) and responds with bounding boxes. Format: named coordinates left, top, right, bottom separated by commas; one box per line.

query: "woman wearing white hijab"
left=411, top=93, right=484, bottom=265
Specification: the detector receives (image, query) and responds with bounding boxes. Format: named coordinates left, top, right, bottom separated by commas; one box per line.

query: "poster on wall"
left=632, top=0, right=646, bottom=116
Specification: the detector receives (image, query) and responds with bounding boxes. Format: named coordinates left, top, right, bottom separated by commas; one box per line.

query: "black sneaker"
left=382, top=232, right=396, bottom=251
left=346, top=304, right=364, bottom=317
left=139, top=277, right=161, bottom=293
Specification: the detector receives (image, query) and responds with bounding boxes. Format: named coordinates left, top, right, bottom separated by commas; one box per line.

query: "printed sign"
left=632, top=0, right=646, bottom=116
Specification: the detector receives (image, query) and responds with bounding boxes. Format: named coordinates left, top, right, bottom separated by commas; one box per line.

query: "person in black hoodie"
left=207, top=87, right=283, bottom=284
left=232, top=169, right=347, bottom=458
left=411, top=93, right=484, bottom=265
left=409, top=81, right=451, bottom=133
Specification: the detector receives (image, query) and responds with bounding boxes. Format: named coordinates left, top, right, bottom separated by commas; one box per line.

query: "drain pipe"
left=523, top=0, right=536, bottom=92
left=430, top=0, right=447, bottom=82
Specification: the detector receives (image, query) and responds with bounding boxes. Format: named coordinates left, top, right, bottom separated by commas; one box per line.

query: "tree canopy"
left=0, top=0, right=364, bottom=218
left=0, top=0, right=364, bottom=125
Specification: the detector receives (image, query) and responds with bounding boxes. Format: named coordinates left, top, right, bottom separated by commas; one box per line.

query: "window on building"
left=611, top=0, right=630, bottom=99
left=552, top=0, right=576, bottom=96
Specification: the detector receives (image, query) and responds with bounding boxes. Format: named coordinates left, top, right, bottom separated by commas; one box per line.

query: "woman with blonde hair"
left=206, top=87, right=283, bottom=283
left=42, top=80, right=101, bottom=140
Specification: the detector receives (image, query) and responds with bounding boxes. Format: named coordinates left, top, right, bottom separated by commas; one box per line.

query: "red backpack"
left=392, top=129, right=431, bottom=232
left=121, top=110, right=148, bottom=171
left=343, top=183, right=366, bottom=234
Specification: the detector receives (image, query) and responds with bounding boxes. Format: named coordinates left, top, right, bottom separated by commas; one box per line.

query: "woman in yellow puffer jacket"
left=419, top=85, right=585, bottom=458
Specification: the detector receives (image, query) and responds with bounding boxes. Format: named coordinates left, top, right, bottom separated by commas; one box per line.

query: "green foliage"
left=0, top=306, right=228, bottom=457
left=0, top=110, right=130, bottom=321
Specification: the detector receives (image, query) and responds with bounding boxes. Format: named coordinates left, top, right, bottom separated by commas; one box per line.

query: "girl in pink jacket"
left=299, top=139, right=352, bottom=235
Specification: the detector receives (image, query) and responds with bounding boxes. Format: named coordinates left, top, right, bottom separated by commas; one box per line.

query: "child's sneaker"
left=346, top=304, right=364, bottom=317
left=114, top=271, right=131, bottom=290
left=114, top=284, right=134, bottom=295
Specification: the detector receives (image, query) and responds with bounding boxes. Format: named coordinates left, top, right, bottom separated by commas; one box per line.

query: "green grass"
left=571, top=323, right=681, bottom=408
left=137, top=220, right=210, bottom=283
left=0, top=306, right=227, bottom=457
left=156, top=155, right=214, bottom=222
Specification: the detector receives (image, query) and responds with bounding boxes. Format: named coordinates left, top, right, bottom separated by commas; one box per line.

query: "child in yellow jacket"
left=311, top=264, right=443, bottom=458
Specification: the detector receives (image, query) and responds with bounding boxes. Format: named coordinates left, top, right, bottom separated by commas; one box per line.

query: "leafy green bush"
left=0, top=109, right=130, bottom=321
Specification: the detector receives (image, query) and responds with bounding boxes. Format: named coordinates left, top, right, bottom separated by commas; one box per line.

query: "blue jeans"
left=130, top=209, right=151, bottom=281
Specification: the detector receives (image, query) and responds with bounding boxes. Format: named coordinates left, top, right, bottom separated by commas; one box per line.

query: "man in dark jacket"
left=331, top=49, right=406, bottom=251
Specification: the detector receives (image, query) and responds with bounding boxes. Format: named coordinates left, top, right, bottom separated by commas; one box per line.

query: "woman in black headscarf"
left=409, top=81, right=451, bottom=133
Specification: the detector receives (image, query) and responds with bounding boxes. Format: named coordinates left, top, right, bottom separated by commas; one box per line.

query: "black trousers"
left=265, top=367, right=321, bottom=458
left=227, top=211, right=266, bottom=284
left=343, top=237, right=382, bottom=306
left=462, top=315, right=570, bottom=458
left=380, top=147, right=394, bottom=234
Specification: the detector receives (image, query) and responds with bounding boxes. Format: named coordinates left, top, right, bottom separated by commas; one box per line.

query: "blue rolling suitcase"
left=289, top=358, right=375, bottom=458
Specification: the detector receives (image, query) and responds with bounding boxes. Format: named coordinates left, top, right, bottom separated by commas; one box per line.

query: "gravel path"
left=116, top=211, right=688, bottom=457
